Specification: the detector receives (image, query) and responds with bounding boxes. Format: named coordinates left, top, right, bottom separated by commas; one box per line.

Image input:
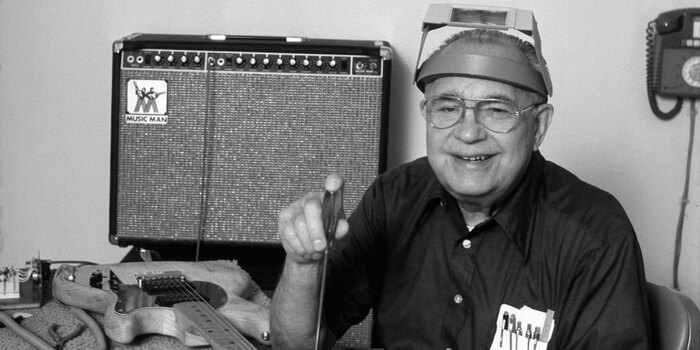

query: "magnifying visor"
left=414, top=4, right=553, bottom=97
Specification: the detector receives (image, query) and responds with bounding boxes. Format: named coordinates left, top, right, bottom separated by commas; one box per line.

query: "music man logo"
left=126, top=79, right=168, bottom=125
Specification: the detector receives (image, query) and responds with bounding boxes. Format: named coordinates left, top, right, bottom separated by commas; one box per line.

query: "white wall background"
left=1, top=0, right=699, bottom=305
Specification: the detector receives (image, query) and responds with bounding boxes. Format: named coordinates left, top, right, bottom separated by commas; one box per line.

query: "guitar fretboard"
left=175, top=301, right=257, bottom=350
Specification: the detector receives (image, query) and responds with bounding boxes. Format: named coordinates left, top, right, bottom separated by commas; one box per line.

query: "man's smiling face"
left=424, top=74, right=543, bottom=212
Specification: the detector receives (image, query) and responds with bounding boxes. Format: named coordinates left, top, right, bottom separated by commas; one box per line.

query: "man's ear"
left=532, top=103, right=554, bottom=151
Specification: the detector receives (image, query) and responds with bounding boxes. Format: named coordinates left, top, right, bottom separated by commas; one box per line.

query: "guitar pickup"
left=141, top=278, right=196, bottom=295
left=155, top=293, right=211, bottom=307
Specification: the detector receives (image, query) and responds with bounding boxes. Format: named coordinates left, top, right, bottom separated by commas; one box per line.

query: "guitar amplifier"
left=109, top=33, right=391, bottom=252
left=110, top=34, right=389, bottom=348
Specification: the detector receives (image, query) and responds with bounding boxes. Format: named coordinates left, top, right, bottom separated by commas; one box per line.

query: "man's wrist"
left=283, top=256, right=322, bottom=285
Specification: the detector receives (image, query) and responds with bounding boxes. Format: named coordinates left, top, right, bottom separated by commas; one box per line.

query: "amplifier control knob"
left=276, top=58, right=284, bottom=67
left=180, top=55, right=188, bottom=64
left=235, top=56, right=244, bottom=66
left=329, top=59, right=337, bottom=68
left=167, top=55, right=175, bottom=64
left=289, top=58, right=297, bottom=67
left=154, top=54, right=163, bottom=64
left=302, top=59, right=310, bottom=68
left=316, top=59, right=324, bottom=68
left=262, top=57, right=270, bottom=66
left=193, top=55, right=201, bottom=65
left=249, top=57, right=257, bottom=66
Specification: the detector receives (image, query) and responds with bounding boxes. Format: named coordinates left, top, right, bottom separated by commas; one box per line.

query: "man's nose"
left=453, top=108, right=487, bottom=142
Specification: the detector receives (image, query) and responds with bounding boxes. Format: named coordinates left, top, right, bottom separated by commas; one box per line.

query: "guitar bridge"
left=137, top=271, right=185, bottom=292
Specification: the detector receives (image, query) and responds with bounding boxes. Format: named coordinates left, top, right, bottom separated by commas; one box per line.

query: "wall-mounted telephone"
left=646, top=8, right=700, bottom=119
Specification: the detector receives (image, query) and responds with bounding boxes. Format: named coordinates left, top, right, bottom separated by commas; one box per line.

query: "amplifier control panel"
left=122, top=50, right=383, bottom=76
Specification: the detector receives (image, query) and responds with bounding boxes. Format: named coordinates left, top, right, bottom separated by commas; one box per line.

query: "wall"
left=1, top=0, right=699, bottom=305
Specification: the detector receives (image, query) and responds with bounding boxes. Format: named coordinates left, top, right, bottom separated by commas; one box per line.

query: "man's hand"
left=272, top=174, right=347, bottom=349
left=278, top=174, right=349, bottom=264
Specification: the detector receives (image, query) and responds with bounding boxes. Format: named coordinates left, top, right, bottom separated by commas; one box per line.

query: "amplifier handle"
left=206, top=34, right=307, bottom=43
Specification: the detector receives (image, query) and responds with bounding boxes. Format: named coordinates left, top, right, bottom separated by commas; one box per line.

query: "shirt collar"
left=421, top=152, right=545, bottom=262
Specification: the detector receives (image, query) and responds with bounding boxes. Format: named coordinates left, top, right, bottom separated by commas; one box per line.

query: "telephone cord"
left=645, top=20, right=683, bottom=120
left=673, top=98, right=696, bottom=290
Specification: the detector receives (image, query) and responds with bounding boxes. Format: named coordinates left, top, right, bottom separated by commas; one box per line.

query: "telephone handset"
left=646, top=8, right=700, bottom=120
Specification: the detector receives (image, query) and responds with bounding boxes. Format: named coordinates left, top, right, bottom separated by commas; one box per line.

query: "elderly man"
left=270, top=23, right=650, bottom=350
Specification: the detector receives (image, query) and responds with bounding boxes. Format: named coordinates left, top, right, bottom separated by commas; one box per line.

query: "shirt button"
left=445, top=348, right=453, bottom=350
left=453, top=294, right=463, bottom=304
left=462, top=239, right=472, bottom=249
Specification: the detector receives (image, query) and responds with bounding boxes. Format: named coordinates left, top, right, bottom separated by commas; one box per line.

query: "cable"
left=67, top=306, right=108, bottom=350
left=673, top=98, right=696, bottom=290
left=195, top=55, right=216, bottom=263
left=0, top=311, right=55, bottom=350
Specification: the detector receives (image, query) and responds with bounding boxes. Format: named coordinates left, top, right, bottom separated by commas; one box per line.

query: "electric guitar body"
left=52, top=260, right=271, bottom=349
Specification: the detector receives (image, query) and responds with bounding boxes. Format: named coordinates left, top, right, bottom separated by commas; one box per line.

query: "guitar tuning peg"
left=261, top=331, right=270, bottom=341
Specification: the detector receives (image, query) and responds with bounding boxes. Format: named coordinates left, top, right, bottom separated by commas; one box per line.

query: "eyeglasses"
left=420, top=96, right=538, bottom=133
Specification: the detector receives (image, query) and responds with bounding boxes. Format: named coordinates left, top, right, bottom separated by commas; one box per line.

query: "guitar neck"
left=174, top=301, right=257, bottom=350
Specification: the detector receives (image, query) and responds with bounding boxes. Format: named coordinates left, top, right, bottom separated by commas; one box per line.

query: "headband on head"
left=414, top=4, right=553, bottom=97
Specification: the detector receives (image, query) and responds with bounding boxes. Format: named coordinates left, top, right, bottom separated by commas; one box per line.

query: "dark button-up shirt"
left=326, top=151, right=650, bottom=349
